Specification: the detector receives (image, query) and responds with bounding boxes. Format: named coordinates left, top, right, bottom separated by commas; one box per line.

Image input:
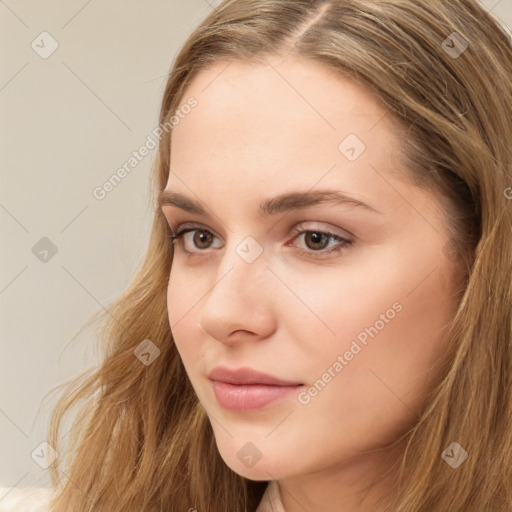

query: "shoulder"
left=0, top=487, right=54, bottom=512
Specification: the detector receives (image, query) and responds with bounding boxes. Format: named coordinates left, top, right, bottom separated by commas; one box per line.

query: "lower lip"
left=211, top=380, right=302, bottom=411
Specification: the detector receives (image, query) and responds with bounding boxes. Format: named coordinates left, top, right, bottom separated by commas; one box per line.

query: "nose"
left=197, top=240, right=277, bottom=345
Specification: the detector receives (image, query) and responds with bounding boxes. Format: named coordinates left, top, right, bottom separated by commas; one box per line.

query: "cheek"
left=366, top=269, right=458, bottom=409
left=283, top=257, right=457, bottom=445
left=166, top=258, right=205, bottom=326
left=166, top=268, right=204, bottom=366
left=287, top=310, right=454, bottom=461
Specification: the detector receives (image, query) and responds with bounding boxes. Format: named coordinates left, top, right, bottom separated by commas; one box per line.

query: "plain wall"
left=0, top=0, right=222, bottom=489
left=0, top=0, right=510, bottom=490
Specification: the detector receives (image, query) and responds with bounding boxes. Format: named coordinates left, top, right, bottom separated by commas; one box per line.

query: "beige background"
left=0, top=0, right=510, bottom=491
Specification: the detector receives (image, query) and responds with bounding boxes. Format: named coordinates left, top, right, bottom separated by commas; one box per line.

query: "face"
left=162, top=54, right=462, bottom=485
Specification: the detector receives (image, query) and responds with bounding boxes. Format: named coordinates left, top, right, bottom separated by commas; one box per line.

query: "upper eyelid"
left=171, top=221, right=352, bottom=241
left=162, top=207, right=357, bottom=238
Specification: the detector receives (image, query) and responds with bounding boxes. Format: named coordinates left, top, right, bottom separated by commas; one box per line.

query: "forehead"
left=171, top=55, right=396, bottom=152
left=167, top=55, right=408, bottom=212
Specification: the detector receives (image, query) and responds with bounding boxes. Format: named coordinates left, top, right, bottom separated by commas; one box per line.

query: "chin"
left=217, top=443, right=292, bottom=481
left=230, top=464, right=272, bottom=481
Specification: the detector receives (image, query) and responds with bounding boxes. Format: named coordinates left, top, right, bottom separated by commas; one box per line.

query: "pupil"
left=306, top=232, right=327, bottom=250
left=194, top=231, right=212, bottom=248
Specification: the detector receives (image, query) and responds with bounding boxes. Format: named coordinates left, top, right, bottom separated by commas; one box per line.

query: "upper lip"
left=208, top=366, right=303, bottom=386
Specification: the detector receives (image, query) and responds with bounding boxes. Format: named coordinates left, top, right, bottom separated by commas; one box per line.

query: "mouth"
left=207, top=366, right=304, bottom=411
left=210, top=381, right=303, bottom=411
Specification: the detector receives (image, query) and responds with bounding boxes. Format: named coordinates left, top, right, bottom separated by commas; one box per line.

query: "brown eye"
left=172, top=226, right=222, bottom=253
left=289, top=227, right=353, bottom=260
left=171, top=223, right=353, bottom=261
left=303, top=232, right=331, bottom=250
left=191, top=230, right=215, bottom=249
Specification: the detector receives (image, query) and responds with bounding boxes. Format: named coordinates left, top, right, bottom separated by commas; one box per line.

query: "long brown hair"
left=47, top=1, right=512, bottom=510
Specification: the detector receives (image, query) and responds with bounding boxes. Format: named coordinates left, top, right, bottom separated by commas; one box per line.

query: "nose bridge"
left=197, top=233, right=276, bottom=341
left=214, top=234, right=268, bottom=298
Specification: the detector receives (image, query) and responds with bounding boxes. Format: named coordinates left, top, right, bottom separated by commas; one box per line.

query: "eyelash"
left=167, top=223, right=353, bottom=260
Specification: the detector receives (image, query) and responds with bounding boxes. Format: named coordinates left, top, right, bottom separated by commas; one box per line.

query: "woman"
left=3, top=0, right=511, bottom=511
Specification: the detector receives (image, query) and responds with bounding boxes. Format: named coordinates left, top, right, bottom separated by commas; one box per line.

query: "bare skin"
left=161, top=54, right=464, bottom=512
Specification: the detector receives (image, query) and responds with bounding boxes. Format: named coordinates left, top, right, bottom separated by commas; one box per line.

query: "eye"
left=169, top=222, right=353, bottom=260
left=170, top=223, right=222, bottom=253
left=288, top=226, right=352, bottom=260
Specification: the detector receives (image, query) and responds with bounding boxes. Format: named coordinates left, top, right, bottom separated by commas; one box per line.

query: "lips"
left=208, top=366, right=304, bottom=411
left=207, top=366, right=303, bottom=386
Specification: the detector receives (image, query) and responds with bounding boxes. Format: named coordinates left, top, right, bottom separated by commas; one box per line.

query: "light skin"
left=161, top=54, right=465, bottom=512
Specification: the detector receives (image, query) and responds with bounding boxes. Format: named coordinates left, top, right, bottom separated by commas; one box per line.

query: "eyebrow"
left=158, top=189, right=383, bottom=216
